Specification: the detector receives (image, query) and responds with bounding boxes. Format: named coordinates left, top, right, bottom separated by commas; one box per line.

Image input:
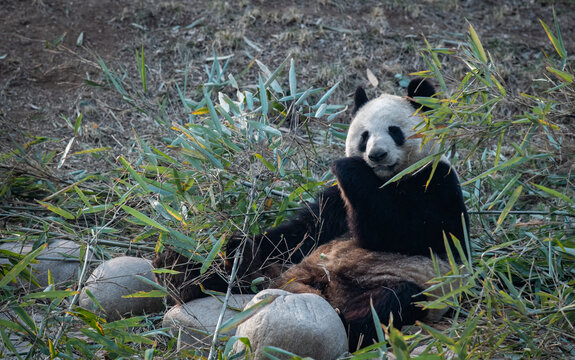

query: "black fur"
left=353, top=87, right=369, bottom=114
left=407, top=78, right=436, bottom=112
left=358, top=131, right=369, bottom=152
left=332, top=156, right=469, bottom=259
left=228, top=184, right=349, bottom=271
left=342, top=281, right=426, bottom=350
left=387, top=126, right=405, bottom=146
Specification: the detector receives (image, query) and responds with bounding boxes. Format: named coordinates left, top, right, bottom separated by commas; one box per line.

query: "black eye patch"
left=358, top=131, right=369, bottom=152
left=388, top=126, right=405, bottom=146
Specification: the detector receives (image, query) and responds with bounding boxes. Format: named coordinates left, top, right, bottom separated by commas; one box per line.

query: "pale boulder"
left=79, top=256, right=164, bottom=320
left=163, top=294, right=255, bottom=348
left=233, top=289, right=348, bottom=360
left=0, top=239, right=83, bottom=288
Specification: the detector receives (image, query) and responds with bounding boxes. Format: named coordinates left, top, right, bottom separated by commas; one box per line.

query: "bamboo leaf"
left=0, top=244, right=47, bottom=287
left=314, top=81, right=340, bottom=108
left=468, top=23, right=487, bottom=63
left=37, top=200, right=76, bottom=220
left=258, top=75, right=268, bottom=116
left=495, top=185, right=523, bottom=232
left=462, top=157, right=523, bottom=186
left=200, top=234, right=225, bottom=274
left=532, top=183, right=573, bottom=204
left=121, top=205, right=170, bottom=232
left=71, top=147, right=112, bottom=155
left=22, top=290, right=78, bottom=300
left=137, top=45, right=146, bottom=92
left=539, top=18, right=566, bottom=59
left=254, top=153, right=277, bottom=172
left=118, top=155, right=150, bottom=192
left=546, top=66, right=573, bottom=83
left=219, top=296, right=276, bottom=333
left=289, top=58, right=296, bottom=98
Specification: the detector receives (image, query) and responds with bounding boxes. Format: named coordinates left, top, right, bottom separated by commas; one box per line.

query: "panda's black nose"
left=368, top=151, right=388, bottom=162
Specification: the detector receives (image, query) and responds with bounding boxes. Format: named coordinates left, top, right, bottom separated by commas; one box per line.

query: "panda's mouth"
left=373, top=161, right=398, bottom=172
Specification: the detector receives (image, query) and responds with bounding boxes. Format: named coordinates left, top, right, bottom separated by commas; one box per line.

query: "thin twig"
left=207, top=173, right=258, bottom=360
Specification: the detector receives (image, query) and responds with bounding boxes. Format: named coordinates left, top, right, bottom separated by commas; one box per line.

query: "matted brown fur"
left=274, top=238, right=453, bottom=322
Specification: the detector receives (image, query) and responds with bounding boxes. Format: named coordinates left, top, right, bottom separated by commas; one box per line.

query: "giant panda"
left=153, top=79, right=470, bottom=345
left=221, top=78, right=469, bottom=283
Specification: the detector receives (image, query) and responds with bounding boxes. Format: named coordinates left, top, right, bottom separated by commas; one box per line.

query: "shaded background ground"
left=1, top=0, right=574, bottom=167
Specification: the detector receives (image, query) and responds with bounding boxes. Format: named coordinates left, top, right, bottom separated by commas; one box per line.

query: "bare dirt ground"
left=1, top=0, right=574, bottom=173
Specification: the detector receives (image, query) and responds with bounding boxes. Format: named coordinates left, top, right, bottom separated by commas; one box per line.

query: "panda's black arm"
left=332, top=156, right=469, bottom=258
left=227, top=184, right=349, bottom=273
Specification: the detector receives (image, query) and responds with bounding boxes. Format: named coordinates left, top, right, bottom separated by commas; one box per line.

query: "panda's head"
left=345, top=78, right=437, bottom=179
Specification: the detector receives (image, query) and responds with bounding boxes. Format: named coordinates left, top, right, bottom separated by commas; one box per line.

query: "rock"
left=163, top=294, right=255, bottom=348
left=0, top=239, right=83, bottom=288
left=79, top=256, right=164, bottom=321
left=233, top=289, right=348, bottom=360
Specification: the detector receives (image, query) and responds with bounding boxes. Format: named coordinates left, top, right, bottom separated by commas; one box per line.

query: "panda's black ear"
left=353, top=86, right=369, bottom=114
left=407, top=78, right=436, bottom=111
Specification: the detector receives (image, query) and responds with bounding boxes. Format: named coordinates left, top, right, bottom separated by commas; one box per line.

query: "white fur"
left=346, top=94, right=438, bottom=179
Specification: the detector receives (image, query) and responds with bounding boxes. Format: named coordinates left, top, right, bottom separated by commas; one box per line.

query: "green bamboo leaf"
left=22, top=290, right=78, bottom=300
left=462, top=156, right=523, bottom=186
left=258, top=75, right=268, bottom=116
left=546, top=66, right=573, bottom=83
left=136, top=45, right=147, bottom=92
left=122, top=289, right=168, bottom=298
left=370, top=301, right=386, bottom=345
left=495, top=185, right=523, bottom=232
left=152, top=268, right=181, bottom=275
left=72, top=147, right=112, bottom=155
left=74, top=113, right=83, bottom=136
left=417, top=321, right=456, bottom=346
left=118, top=155, right=150, bottom=192
left=0, top=327, right=20, bottom=359
left=254, top=153, right=277, bottom=173
left=314, top=81, right=340, bottom=108
left=0, top=244, right=47, bottom=287
left=219, top=296, right=276, bottom=333
left=203, top=87, right=222, bottom=133
left=258, top=55, right=290, bottom=93
left=37, top=200, right=76, bottom=220
left=314, top=103, right=327, bottom=118
left=539, top=18, right=566, bottom=59
left=247, top=120, right=281, bottom=137
left=74, top=185, right=93, bottom=210
left=532, top=183, right=573, bottom=204
left=121, top=205, right=170, bottom=232
left=200, top=234, right=225, bottom=274
left=388, top=326, right=410, bottom=360
left=382, top=153, right=441, bottom=187
left=468, top=23, right=487, bottom=63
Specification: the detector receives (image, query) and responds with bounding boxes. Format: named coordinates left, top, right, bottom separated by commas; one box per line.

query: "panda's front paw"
left=331, top=156, right=368, bottom=176
left=331, top=156, right=380, bottom=190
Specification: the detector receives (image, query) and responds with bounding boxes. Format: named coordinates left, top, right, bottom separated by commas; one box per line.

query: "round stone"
left=233, top=289, right=348, bottom=360
left=79, top=256, right=164, bottom=320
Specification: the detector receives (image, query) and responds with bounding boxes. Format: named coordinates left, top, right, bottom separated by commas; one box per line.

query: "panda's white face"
left=345, top=94, right=435, bottom=179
